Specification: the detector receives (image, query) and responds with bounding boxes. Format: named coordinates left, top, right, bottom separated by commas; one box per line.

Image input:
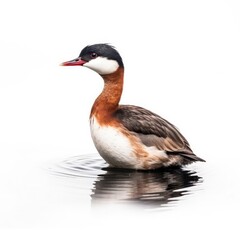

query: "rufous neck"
left=90, top=67, right=124, bottom=119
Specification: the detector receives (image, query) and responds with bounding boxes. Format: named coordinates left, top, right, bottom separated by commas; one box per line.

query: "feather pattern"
left=114, top=105, right=205, bottom=163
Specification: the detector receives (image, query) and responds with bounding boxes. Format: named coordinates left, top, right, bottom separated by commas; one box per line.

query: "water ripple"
left=50, top=154, right=107, bottom=178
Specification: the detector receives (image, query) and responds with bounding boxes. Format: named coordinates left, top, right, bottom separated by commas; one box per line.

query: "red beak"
left=61, top=57, right=86, bottom=66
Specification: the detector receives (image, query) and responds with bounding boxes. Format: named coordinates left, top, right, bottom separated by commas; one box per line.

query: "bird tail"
left=180, top=153, right=206, bottom=163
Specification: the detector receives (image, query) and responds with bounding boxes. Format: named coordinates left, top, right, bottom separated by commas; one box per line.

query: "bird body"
left=62, top=44, right=205, bottom=169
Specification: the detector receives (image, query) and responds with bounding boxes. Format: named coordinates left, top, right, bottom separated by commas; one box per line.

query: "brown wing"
left=114, top=105, right=205, bottom=162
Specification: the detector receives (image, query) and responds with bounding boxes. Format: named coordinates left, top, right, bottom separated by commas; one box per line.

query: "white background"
left=0, top=0, right=240, bottom=238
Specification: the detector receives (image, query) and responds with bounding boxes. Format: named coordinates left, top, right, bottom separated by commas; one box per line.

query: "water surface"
left=50, top=154, right=203, bottom=210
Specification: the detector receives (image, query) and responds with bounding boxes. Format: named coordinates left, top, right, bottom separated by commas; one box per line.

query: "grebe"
left=61, top=44, right=205, bottom=170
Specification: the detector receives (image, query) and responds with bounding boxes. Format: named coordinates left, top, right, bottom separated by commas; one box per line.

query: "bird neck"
left=90, top=67, right=124, bottom=122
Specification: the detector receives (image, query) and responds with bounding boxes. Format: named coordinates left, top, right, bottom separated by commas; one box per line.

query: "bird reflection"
left=50, top=154, right=202, bottom=210
left=91, top=167, right=202, bottom=209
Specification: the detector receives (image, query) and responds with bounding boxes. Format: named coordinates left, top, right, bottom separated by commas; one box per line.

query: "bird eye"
left=91, top=52, right=98, bottom=58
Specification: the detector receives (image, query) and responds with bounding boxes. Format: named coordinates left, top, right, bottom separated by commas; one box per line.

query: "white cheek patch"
left=83, top=56, right=119, bottom=75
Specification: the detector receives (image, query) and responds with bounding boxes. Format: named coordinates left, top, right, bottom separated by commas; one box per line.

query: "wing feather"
left=114, top=105, right=204, bottom=162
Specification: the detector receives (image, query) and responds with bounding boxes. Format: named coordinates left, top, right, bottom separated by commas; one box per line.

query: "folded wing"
left=114, top=105, right=205, bottom=163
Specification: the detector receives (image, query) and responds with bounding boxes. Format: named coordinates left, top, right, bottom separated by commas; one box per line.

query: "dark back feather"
left=114, top=105, right=189, bottom=146
left=114, top=105, right=205, bottom=162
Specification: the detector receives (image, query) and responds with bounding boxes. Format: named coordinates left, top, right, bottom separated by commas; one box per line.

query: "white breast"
left=90, top=117, right=140, bottom=168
